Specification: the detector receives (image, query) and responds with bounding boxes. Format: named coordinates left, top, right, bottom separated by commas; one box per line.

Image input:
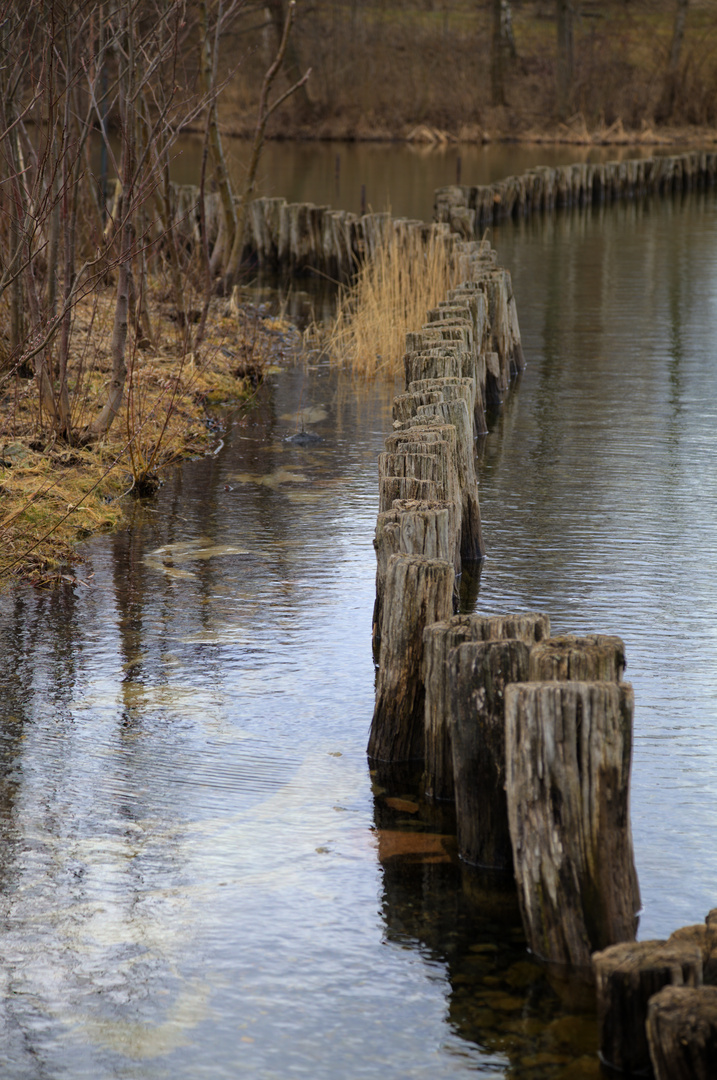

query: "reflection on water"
left=170, top=135, right=673, bottom=223
left=1, top=187, right=717, bottom=1077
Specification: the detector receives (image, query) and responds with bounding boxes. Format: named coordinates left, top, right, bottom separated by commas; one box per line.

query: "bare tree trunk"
left=90, top=201, right=133, bottom=437
left=199, top=0, right=237, bottom=268
left=556, top=0, right=574, bottom=118
left=491, top=0, right=516, bottom=106
left=657, top=0, right=689, bottom=121
left=491, top=0, right=506, bottom=106
left=223, top=1, right=310, bottom=287
left=90, top=5, right=136, bottom=438
left=669, top=0, right=689, bottom=72
left=8, top=126, right=58, bottom=424
left=265, top=0, right=312, bottom=113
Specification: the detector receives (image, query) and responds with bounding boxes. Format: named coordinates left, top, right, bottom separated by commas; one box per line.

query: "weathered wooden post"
left=449, top=639, right=531, bottom=869
left=667, top=912, right=717, bottom=984
left=408, top=377, right=476, bottom=433
left=529, top=633, right=626, bottom=682
left=392, top=390, right=445, bottom=425
left=373, top=500, right=454, bottom=657
left=378, top=474, right=439, bottom=511
left=410, top=398, right=484, bottom=561
left=404, top=347, right=488, bottom=435
left=368, top=554, right=454, bottom=764
left=422, top=612, right=550, bottom=802
left=647, top=985, right=717, bottom=1080
left=382, top=426, right=462, bottom=570
left=404, top=346, right=463, bottom=388
left=593, top=940, right=703, bottom=1076
left=505, top=680, right=640, bottom=968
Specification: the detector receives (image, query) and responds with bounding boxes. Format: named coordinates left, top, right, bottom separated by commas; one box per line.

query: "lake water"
left=171, top=134, right=670, bottom=222
left=0, top=149, right=716, bottom=1079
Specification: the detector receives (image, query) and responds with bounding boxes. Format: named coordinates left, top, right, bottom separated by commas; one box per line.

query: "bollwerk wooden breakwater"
left=433, top=150, right=717, bottom=237
left=366, top=225, right=717, bottom=1077
left=119, top=177, right=453, bottom=282
left=115, top=150, right=717, bottom=284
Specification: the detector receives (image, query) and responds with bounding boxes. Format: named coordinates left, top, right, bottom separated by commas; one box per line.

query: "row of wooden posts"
left=119, top=150, right=715, bottom=284
left=139, top=179, right=454, bottom=282
left=434, top=150, right=717, bottom=238
left=366, top=236, right=717, bottom=1077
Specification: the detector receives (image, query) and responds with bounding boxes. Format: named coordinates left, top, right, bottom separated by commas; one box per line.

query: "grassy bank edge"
left=0, top=306, right=298, bottom=592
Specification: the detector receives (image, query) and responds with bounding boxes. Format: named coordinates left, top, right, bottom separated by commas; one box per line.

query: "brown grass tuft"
left=321, top=227, right=460, bottom=379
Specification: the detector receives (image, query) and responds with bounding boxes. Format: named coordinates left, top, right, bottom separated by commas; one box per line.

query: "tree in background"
left=265, top=0, right=312, bottom=115
left=0, top=0, right=305, bottom=445
left=657, top=0, right=689, bottom=121
left=556, top=0, right=575, bottom=117
left=491, top=0, right=517, bottom=107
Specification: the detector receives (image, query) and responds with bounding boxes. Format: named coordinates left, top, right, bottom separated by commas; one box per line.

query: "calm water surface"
left=1, top=179, right=716, bottom=1078
left=172, top=135, right=671, bottom=221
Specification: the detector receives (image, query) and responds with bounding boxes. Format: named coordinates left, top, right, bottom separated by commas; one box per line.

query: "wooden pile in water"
left=107, top=150, right=717, bottom=284
left=370, top=237, right=524, bottom=660
left=362, top=170, right=717, bottom=1076
left=367, top=235, right=641, bottom=970
left=595, top=919, right=717, bottom=1078
left=107, top=177, right=459, bottom=282
left=434, top=150, right=717, bottom=237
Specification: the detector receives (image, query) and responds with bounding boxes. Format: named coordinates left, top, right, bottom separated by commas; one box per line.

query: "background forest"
left=221, top=1, right=717, bottom=138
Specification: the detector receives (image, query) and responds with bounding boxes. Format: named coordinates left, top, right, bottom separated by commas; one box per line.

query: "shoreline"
left=208, top=109, right=717, bottom=150
left=0, top=301, right=298, bottom=591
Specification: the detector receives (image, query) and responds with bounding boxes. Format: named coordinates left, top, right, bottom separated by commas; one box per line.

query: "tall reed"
left=325, top=225, right=460, bottom=379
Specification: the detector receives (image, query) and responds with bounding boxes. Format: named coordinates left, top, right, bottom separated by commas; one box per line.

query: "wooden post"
left=449, top=639, right=531, bottom=868
left=422, top=611, right=550, bottom=802
left=404, top=348, right=488, bottom=435
left=373, top=500, right=453, bottom=657
left=668, top=912, right=717, bottom=985
left=404, top=347, right=464, bottom=388
left=392, top=391, right=445, bottom=425
left=407, top=376, right=482, bottom=438
left=381, top=428, right=462, bottom=570
left=378, top=475, right=439, bottom=512
left=647, top=985, right=717, bottom=1080
left=593, top=940, right=703, bottom=1076
left=505, top=681, right=640, bottom=968
left=368, top=554, right=454, bottom=764
left=410, top=398, right=484, bottom=561
left=529, top=634, right=626, bottom=682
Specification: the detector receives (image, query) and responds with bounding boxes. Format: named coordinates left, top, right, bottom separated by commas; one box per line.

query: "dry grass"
left=0, top=289, right=293, bottom=587
left=321, top=226, right=461, bottom=379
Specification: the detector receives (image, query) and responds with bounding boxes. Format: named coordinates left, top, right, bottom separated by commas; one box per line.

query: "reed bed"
left=324, top=226, right=461, bottom=379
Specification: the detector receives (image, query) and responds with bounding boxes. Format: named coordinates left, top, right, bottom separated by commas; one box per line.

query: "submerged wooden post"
left=505, top=681, right=640, bottom=968
left=593, top=940, right=703, bottom=1076
left=368, top=554, right=454, bottom=764
left=422, top=612, right=550, bottom=801
left=449, top=639, right=531, bottom=869
left=647, top=985, right=717, bottom=1080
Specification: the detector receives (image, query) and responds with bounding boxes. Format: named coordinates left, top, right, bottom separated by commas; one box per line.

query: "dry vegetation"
left=0, top=294, right=293, bottom=587
left=219, top=1, right=717, bottom=141
left=321, top=227, right=461, bottom=379
left=0, top=0, right=304, bottom=588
